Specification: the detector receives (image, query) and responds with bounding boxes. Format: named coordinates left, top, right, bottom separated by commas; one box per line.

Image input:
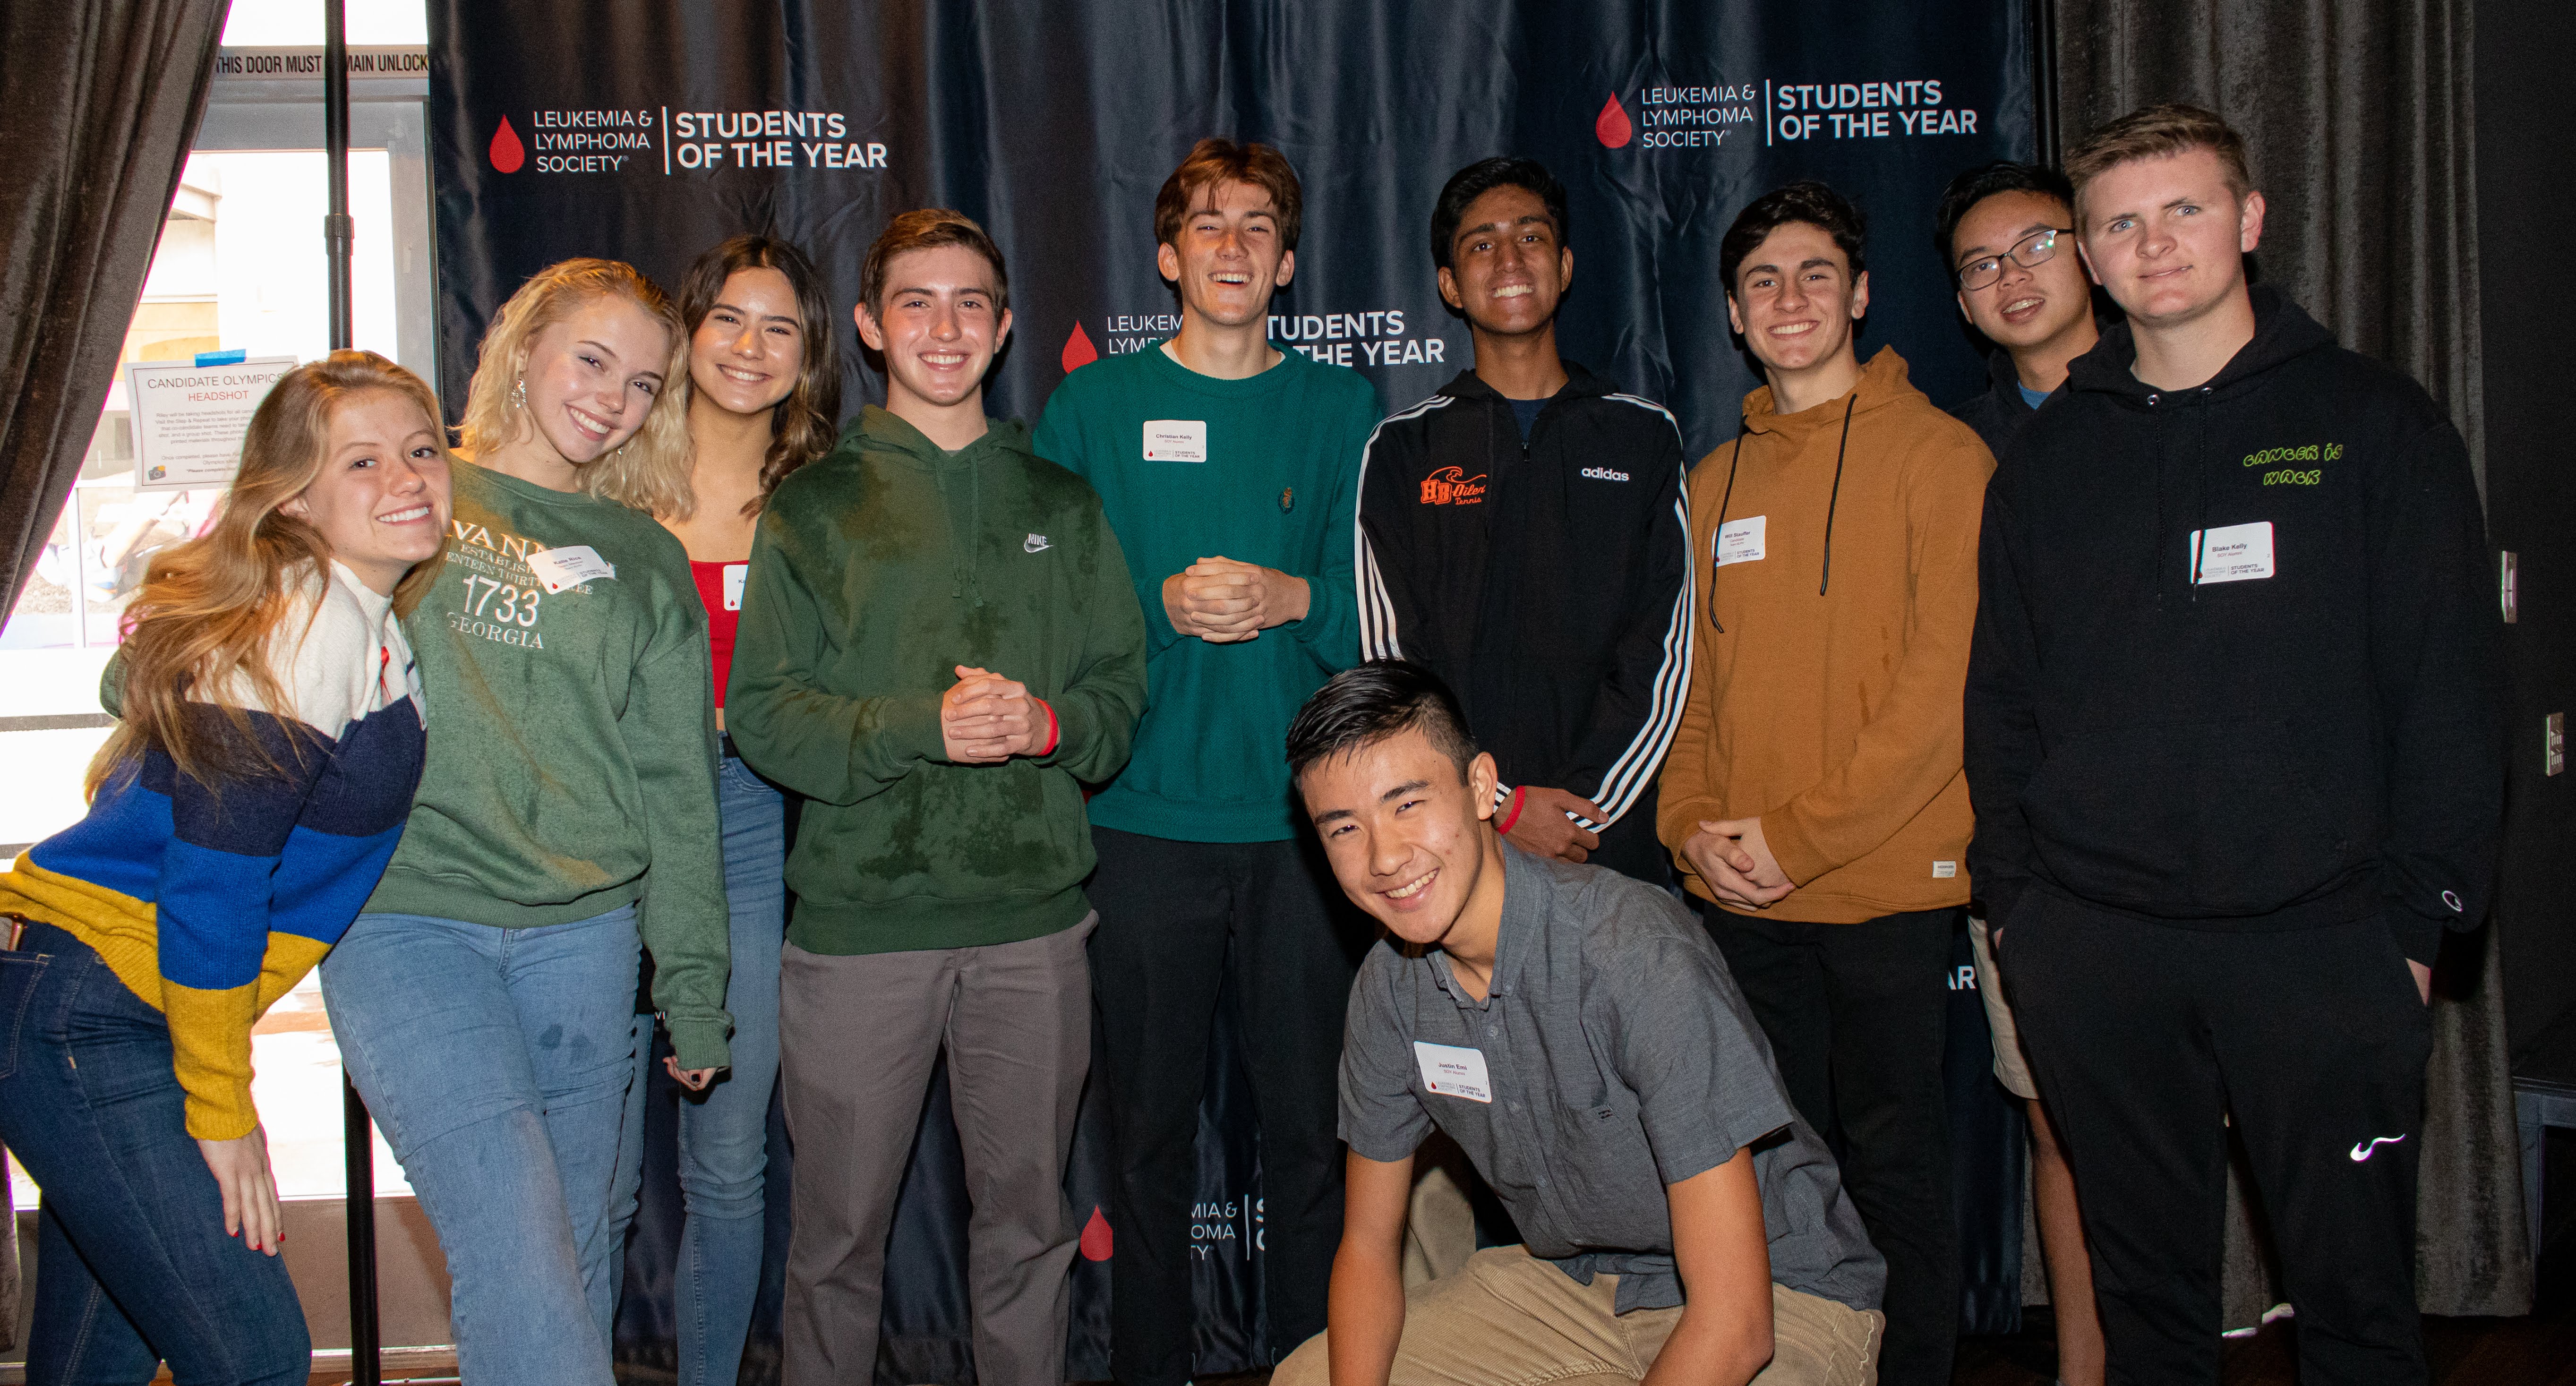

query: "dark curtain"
left=2052, top=0, right=2530, bottom=1320
left=0, top=0, right=231, bottom=618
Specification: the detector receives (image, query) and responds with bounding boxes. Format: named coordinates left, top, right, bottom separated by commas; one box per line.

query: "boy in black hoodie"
left=1357, top=156, right=1692, bottom=886
left=1964, top=105, right=2501, bottom=1384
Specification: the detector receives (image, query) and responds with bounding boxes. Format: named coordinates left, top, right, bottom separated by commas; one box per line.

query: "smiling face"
left=689, top=266, right=804, bottom=418
left=1439, top=183, right=1570, bottom=338
left=856, top=242, right=1013, bottom=413
left=1726, top=220, right=1870, bottom=379
left=1952, top=189, right=2092, bottom=351
left=1157, top=178, right=1296, bottom=330
left=1301, top=727, right=1506, bottom=951
left=2075, top=147, right=2265, bottom=330
left=515, top=296, right=674, bottom=465
left=282, top=389, right=454, bottom=595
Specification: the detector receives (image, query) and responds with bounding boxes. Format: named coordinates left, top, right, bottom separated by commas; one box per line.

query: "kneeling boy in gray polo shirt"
left=1275, top=661, right=1887, bottom=1386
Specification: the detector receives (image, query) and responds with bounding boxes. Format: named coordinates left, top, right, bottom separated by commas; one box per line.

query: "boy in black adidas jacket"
left=1964, top=105, right=2501, bottom=1385
left=1358, top=157, right=1691, bottom=885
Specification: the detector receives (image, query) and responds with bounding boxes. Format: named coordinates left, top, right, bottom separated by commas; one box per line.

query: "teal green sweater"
left=1034, top=343, right=1379, bottom=841
left=726, top=409, right=1148, bottom=955
left=367, top=463, right=732, bottom=1070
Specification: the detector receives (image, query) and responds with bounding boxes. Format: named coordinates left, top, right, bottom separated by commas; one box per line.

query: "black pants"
left=1087, top=826, right=1369, bottom=1385
left=2004, top=890, right=2432, bottom=1385
left=1703, top=906, right=1960, bottom=1386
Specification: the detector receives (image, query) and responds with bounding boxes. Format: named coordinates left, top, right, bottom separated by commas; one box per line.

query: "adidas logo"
left=1580, top=467, right=1631, bottom=482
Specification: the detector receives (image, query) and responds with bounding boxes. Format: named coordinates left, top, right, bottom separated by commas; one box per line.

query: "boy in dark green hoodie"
left=726, top=210, right=1147, bottom=1386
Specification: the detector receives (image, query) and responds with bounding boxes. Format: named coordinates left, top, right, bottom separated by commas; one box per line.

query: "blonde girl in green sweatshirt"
left=319, top=258, right=731, bottom=1386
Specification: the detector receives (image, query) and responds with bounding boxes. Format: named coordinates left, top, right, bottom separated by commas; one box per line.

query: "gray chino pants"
left=778, top=913, right=1096, bottom=1386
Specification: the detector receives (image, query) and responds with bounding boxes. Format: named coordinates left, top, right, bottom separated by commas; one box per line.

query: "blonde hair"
left=456, top=257, right=694, bottom=518
left=92, top=351, right=449, bottom=794
left=2066, top=103, right=2255, bottom=209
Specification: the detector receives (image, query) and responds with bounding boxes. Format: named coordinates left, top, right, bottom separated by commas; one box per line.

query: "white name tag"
left=1143, top=419, right=1209, bottom=462
left=722, top=562, right=748, bottom=611
left=2189, top=521, right=2276, bottom=585
left=1715, top=515, right=1767, bottom=566
left=1933, top=861, right=1958, bottom=879
left=1412, top=1041, right=1493, bottom=1104
left=525, top=545, right=616, bottom=594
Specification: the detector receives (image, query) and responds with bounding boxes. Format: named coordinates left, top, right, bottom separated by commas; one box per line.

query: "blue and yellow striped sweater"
left=0, top=562, right=425, bottom=1140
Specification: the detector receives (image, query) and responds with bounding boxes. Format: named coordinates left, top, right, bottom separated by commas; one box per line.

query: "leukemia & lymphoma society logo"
left=485, top=106, right=887, bottom=176
left=1594, top=77, right=1991, bottom=153
left=1595, top=87, right=1757, bottom=151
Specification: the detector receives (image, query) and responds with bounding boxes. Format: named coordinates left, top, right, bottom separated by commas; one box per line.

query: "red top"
left=690, top=560, right=750, bottom=709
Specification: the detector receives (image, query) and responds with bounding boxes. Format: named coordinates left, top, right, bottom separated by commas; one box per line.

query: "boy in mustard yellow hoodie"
left=1656, top=180, right=1993, bottom=1386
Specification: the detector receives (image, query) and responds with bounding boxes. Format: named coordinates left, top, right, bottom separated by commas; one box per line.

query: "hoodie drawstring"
left=1819, top=395, right=1856, bottom=596
left=937, top=453, right=985, bottom=608
left=1708, top=418, right=1749, bottom=633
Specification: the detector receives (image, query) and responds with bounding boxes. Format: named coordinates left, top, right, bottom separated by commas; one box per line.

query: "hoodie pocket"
left=2022, top=717, right=2368, bottom=915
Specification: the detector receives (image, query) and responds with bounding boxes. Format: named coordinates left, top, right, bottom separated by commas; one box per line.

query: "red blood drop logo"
left=1061, top=322, right=1099, bottom=374
left=1079, top=1206, right=1113, bottom=1261
left=489, top=116, right=525, bottom=173
left=1595, top=94, right=1634, bottom=149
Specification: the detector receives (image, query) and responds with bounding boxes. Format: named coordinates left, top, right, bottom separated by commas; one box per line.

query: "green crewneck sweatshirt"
left=366, top=462, right=732, bottom=1069
left=726, top=408, right=1148, bottom=956
left=1034, top=342, right=1378, bottom=842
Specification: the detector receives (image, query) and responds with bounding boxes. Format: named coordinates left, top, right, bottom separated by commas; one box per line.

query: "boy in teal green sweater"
left=1031, top=138, right=1381, bottom=1386
left=726, top=210, right=1146, bottom=1386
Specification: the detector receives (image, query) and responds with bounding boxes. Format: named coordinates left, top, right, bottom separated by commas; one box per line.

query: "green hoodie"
left=366, top=462, right=732, bottom=1070
left=727, top=408, right=1149, bottom=955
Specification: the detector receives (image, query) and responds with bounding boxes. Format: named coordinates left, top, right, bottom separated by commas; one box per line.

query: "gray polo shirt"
left=1339, top=841, right=1887, bottom=1314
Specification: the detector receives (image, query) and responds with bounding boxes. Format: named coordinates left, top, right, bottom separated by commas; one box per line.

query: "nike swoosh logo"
left=2349, top=1135, right=2406, bottom=1161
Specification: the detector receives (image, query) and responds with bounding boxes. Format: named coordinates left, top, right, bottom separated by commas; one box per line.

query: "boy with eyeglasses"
left=1937, top=161, right=2101, bottom=455
left=1930, top=159, right=2105, bottom=1386
left=1966, top=105, right=2501, bottom=1383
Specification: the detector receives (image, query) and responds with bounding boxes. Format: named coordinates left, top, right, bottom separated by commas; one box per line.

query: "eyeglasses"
left=1956, top=227, right=2070, bottom=291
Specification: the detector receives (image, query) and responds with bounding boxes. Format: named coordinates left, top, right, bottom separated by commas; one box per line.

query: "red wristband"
left=1495, top=785, right=1526, bottom=835
left=1036, top=698, right=1060, bottom=756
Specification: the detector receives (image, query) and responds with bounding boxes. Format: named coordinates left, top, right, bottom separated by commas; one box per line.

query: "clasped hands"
left=1162, top=556, right=1309, bottom=642
left=941, top=664, right=1047, bottom=763
left=1681, top=816, right=1795, bottom=908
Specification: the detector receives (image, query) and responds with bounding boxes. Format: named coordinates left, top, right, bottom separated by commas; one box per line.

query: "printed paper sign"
left=2189, top=521, right=2276, bottom=585
left=125, top=357, right=299, bottom=491
left=1143, top=419, right=1210, bottom=462
left=1715, top=515, right=1768, bottom=567
left=722, top=562, right=748, bottom=610
left=526, top=545, right=616, bottom=594
left=1412, top=1041, right=1493, bottom=1103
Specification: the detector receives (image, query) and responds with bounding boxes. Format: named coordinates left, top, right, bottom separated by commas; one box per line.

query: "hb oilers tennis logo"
left=1420, top=467, right=1488, bottom=506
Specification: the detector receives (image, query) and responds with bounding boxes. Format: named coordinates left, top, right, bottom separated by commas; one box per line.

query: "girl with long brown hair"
left=0, top=351, right=449, bottom=1384
left=597, top=233, right=839, bottom=1386
left=316, top=259, right=732, bottom=1386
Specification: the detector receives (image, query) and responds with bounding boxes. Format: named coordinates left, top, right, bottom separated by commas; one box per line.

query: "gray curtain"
left=0, top=0, right=232, bottom=619
left=2053, top=0, right=2530, bottom=1320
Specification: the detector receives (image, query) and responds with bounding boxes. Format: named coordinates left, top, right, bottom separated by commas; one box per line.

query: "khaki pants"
left=778, top=915, right=1095, bottom=1386
left=1273, top=1245, right=1882, bottom=1386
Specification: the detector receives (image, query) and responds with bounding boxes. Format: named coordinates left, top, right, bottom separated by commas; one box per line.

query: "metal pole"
left=2033, top=0, right=2063, bottom=167
left=323, top=6, right=380, bottom=1382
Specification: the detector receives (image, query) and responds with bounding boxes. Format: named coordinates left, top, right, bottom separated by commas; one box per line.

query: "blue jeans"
left=322, top=905, right=643, bottom=1386
left=0, top=921, right=310, bottom=1386
left=607, top=754, right=785, bottom=1385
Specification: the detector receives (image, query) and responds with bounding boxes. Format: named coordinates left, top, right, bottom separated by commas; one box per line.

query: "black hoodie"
left=1964, top=287, right=2501, bottom=962
left=1948, top=346, right=2045, bottom=459
left=1357, top=363, right=1691, bottom=883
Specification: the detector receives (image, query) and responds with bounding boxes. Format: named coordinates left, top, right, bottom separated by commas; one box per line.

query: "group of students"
left=0, top=96, right=2498, bottom=1386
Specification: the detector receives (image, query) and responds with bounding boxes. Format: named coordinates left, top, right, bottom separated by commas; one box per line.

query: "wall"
left=2477, top=0, right=2576, bottom=1055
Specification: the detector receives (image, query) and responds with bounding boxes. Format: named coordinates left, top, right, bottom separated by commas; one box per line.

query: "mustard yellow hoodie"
left=1658, top=346, right=1993, bottom=922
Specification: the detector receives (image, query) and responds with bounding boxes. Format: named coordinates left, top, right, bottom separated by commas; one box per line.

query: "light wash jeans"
left=606, top=753, right=786, bottom=1385
left=322, top=904, right=643, bottom=1386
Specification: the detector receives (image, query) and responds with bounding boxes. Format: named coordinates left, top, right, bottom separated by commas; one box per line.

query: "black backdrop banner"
left=430, top=0, right=2031, bottom=453
left=430, top=3, right=2037, bottom=1381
